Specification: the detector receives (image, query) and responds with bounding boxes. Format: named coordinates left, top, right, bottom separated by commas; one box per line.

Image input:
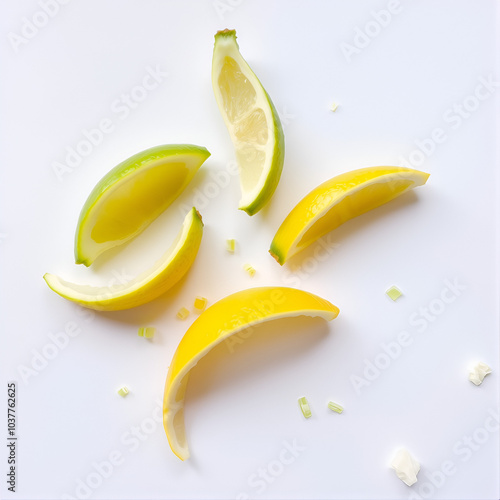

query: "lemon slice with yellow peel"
left=44, top=208, right=203, bottom=311
left=212, top=29, right=284, bottom=215
left=270, top=167, right=430, bottom=265
left=75, top=144, right=210, bottom=266
left=163, top=286, right=339, bottom=460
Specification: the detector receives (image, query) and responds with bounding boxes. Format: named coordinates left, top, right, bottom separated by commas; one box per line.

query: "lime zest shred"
left=327, top=401, right=343, bottom=413
left=226, top=238, right=236, bottom=253
left=386, top=285, right=403, bottom=301
left=298, top=396, right=312, bottom=418
left=138, top=326, right=155, bottom=338
left=117, top=386, right=129, bottom=397
left=194, top=296, right=207, bottom=312
left=243, top=264, right=256, bottom=277
left=176, top=307, right=190, bottom=320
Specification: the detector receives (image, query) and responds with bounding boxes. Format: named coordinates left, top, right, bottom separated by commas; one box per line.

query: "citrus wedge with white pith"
left=44, top=208, right=203, bottom=311
left=163, top=286, right=339, bottom=460
left=75, top=144, right=210, bottom=266
left=270, top=167, right=430, bottom=265
left=212, top=29, right=284, bottom=215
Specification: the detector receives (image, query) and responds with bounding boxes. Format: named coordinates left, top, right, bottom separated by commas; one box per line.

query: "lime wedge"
left=44, top=208, right=203, bottom=311
left=212, top=29, right=284, bottom=215
left=75, top=144, right=210, bottom=266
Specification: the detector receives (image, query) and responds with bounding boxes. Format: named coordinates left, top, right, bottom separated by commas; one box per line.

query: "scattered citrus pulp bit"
left=163, top=286, right=339, bottom=460
left=327, top=401, right=343, bottom=414
left=226, top=238, right=236, bottom=253
left=212, top=29, right=284, bottom=215
left=193, top=296, right=207, bottom=312
left=269, top=167, right=430, bottom=265
left=243, top=263, right=256, bottom=277
left=74, top=144, right=210, bottom=266
left=298, top=397, right=312, bottom=419
left=117, top=386, right=129, bottom=397
left=176, top=307, right=190, bottom=320
left=44, top=208, right=203, bottom=311
left=138, top=326, right=155, bottom=338
left=386, top=285, right=403, bottom=301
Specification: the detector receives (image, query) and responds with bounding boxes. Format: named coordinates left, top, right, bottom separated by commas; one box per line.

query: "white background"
left=1, top=1, right=499, bottom=499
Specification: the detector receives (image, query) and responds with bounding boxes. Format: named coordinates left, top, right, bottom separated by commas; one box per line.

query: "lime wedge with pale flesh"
left=75, top=144, right=210, bottom=266
left=163, top=286, right=339, bottom=460
left=212, top=29, right=284, bottom=215
left=44, top=208, right=203, bottom=311
left=270, top=166, right=430, bottom=265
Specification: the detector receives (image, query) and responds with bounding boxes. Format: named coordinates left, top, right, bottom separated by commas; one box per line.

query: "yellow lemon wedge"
left=44, top=208, right=203, bottom=311
left=163, top=286, right=339, bottom=460
left=212, top=29, right=284, bottom=215
left=270, top=167, right=430, bottom=265
left=75, top=144, right=210, bottom=266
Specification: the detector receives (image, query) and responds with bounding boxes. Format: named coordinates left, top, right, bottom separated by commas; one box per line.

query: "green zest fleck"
left=298, top=396, right=312, bottom=418
left=138, top=326, right=155, bottom=338
left=118, top=386, right=129, bottom=397
left=327, top=401, right=343, bottom=414
left=386, top=285, right=403, bottom=301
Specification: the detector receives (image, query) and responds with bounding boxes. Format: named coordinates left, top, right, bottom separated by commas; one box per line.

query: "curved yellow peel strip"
left=163, top=286, right=339, bottom=460
left=44, top=208, right=203, bottom=311
left=270, top=166, right=429, bottom=265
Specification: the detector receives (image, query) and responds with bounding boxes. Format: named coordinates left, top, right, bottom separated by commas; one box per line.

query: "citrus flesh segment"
left=44, top=208, right=203, bottom=311
left=212, top=29, right=284, bottom=215
left=163, top=286, right=339, bottom=460
left=270, top=167, right=430, bottom=265
left=75, top=145, right=210, bottom=266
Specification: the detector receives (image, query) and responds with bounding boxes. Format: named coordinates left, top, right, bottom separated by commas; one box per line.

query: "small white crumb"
left=469, top=362, right=492, bottom=386
left=330, top=102, right=339, bottom=112
left=390, top=448, right=420, bottom=486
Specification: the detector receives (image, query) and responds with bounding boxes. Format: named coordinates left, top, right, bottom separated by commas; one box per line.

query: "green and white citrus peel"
left=163, top=286, right=339, bottom=460
left=270, top=166, right=430, bottom=265
left=212, top=29, right=284, bottom=215
left=44, top=208, right=203, bottom=311
left=75, top=144, right=210, bottom=266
